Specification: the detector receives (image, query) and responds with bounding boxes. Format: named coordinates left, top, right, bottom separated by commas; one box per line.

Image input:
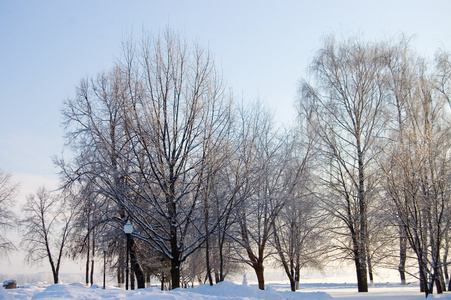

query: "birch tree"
left=300, top=35, right=388, bottom=292
left=381, top=45, right=451, bottom=296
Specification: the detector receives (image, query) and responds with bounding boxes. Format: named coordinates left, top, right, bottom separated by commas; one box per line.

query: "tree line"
left=2, top=30, right=451, bottom=296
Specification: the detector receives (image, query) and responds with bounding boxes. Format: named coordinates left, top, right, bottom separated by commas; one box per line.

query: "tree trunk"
left=443, top=232, right=450, bottom=289
left=357, top=145, right=369, bottom=293
left=353, top=236, right=368, bottom=293
left=48, top=251, right=59, bottom=284
left=205, top=230, right=213, bottom=285
left=117, top=248, right=124, bottom=288
left=90, top=260, right=94, bottom=286
left=295, top=265, right=300, bottom=290
left=90, top=227, right=95, bottom=286
left=419, top=262, right=427, bottom=293
left=254, top=261, right=265, bottom=290
left=170, top=255, right=180, bottom=290
left=168, top=175, right=181, bottom=290
left=355, top=254, right=368, bottom=292
left=288, top=276, right=296, bottom=292
left=204, top=179, right=214, bottom=286
left=214, top=271, right=220, bottom=284
left=218, top=232, right=226, bottom=282
left=86, top=231, right=90, bottom=285
left=399, top=232, right=407, bottom=285
left=117, top=267, right=121, bottom=288
left=52, top=272, right=59, bottom=285
left=129, top=237, right=145, bottom=289
left=437, top=266, right=446, bottom=294
left=85, top=255, right=90, bottom=286
left=367, top=254, right=374, bottom=287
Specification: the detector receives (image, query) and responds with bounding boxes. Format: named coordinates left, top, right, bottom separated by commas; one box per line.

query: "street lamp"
left=123, top=220, right=133, bottom=290
left=102, top=244, right=106, bottom=289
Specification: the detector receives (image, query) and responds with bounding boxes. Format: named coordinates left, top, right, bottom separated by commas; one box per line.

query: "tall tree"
left=121, top=30, right=231, bottom=289
left=61, top=29, right=233, bottom=290
left=231, top=102, right=289, bottom=290
left=300, top=35, right=388, bottom=292
left=59, top=64, right=147, bottom=288
left=271, top=130, right=328, bottom=291
left=381, top=44, right=451, bottom=296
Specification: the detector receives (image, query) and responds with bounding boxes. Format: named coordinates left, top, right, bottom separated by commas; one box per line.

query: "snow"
left=2, top=281, right=451, bottom=300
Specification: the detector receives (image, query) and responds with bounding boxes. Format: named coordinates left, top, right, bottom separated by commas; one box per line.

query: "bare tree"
left=300, top=35, right=389, bottom=292
left=229, top=102, right=290, bottom=290
left=59, top=63, right=148, bottom=289
left=119, top=30, right=232, bottom=290
left=60, top=29, right=233, bottom=289
left=20, top=187, right=74, bottom=284
left=271, top=130, right=329, bottom=291
left=0, top=169, right=18, bottom=255
left=381, top=44, right=451, bottom=296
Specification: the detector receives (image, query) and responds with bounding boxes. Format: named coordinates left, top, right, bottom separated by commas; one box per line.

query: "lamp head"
left=123, top=220, right=133, bottom=234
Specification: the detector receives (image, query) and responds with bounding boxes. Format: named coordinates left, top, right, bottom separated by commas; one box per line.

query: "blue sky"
left=1, top=0, right=451, bottom=273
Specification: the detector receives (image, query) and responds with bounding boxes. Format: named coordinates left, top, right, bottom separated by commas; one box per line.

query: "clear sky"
left=1, top=0, right=451, bottom=275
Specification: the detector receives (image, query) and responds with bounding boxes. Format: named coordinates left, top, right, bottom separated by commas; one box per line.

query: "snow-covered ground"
left=2, top=281, right=451, bottom=300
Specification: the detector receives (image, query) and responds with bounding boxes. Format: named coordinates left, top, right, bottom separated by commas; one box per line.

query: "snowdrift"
left=3, top=280, right=451, bottom=300
left=2, top=281, right=330, bottom=300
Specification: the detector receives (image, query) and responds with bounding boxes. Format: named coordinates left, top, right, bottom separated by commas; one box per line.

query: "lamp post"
left=102, top=244, right=106, bottom=289
left=123, top=220, right=133, bottom=290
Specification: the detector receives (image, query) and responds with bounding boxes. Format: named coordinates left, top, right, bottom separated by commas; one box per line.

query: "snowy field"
left=2, top=281, right=451, bottom=300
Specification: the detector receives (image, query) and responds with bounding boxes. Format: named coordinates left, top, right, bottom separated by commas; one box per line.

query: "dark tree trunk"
left=160, top=273, right=165, bottom=291
left=254, top=261, right=265, bottom=290
left=85, top=254, right=90, bottom=286
left=52, top=272, right=59, bottom=285
left=129, top=237, right=145, bottom=289
left=168, top=176, right=181, bottom=290
left=218, top=231, right=226, bottom=282
left=288, top=276, right=296, bottom=292
left=367, top=255, right=374, bottom=287
left=48, top=252, right=59, bottom=284
left=90, top=260, right=94, bottom=286
left=90, top=228, right=95, bottom=286
left=117, top=267, right=121, bottom=288
left=170, top=259, right=180, bottom=290
left=435, top=279, right=443, bottom=294
left=419, top=262, right=427, bottom=293
left=86, top=230, right=90, bottom=285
